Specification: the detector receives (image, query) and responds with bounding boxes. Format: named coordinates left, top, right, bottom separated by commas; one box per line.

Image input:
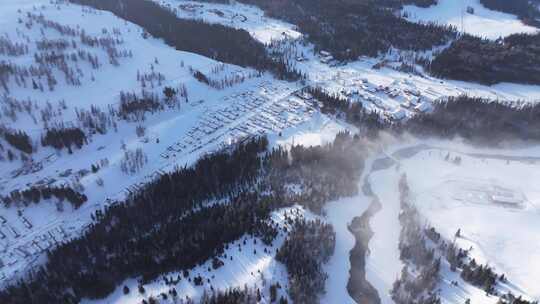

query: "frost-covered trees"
left=0, top=11, right=130, bottom=94
left=189, top=66, right=258, bottom=90
left=120, top=148, right=148, bottom=175
left=0, top=35, right=29, bottom=57
left=118, top=90, right=161, bottom=121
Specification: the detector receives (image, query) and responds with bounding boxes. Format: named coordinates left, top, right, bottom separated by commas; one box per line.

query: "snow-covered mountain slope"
left=0, top=0, right=246, bottom=121
left=0, top=0, right=343, bottom=287
left=403, top=0, right=539, bottom=39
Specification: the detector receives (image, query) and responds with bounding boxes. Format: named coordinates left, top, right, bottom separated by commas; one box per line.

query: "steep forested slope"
left=0, top=133, right=366, bottom=303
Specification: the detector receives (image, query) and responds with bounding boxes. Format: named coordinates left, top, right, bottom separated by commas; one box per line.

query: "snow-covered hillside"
left=1, top=0, right=540, bottom=303
left=403, top=0, right=539, bottom=39
left=81, top=205, right=318, bottom=304
left=0, top=0, right=330, bottom=287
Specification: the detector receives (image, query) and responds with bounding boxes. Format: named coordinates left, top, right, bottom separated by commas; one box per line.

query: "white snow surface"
left=1, top=0, right=540, bottom=303
left=80, top=205, right=316, bottom=304
left=381, top=140, right=540, bottom=301
left=403, top=0, right=539, bottom=39
left=155, top=0, right=302, bottom=44
left=367, top=169, right=405, bottom=304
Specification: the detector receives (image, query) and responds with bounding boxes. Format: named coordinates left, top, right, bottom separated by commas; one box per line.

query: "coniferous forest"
left=400, top=95, right=540, bottom=144
left=306, top=88, right=540, bottom=145
left=1, top=1, right=540, bottom=303
left=479, top=0, right=540, bottom=27
left=198, top=0, right=456, bottom=60
left=0, top=133, right=366, bottom=303
left=429, top=33, right=540, bottom=85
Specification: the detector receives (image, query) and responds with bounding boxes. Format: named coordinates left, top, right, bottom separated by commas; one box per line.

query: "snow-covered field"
left=155, top=0, right=302, bottom=44
left=379, top=140, right=540, bottom=301
left=403, top=0, right=539, bottom=39
left=367, top=169, right=405, bottom=304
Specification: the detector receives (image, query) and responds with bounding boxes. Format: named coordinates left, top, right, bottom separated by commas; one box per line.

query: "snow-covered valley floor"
left=374, top=140, right=540, bottom=301
left=320, top=139, right=540, bottom=304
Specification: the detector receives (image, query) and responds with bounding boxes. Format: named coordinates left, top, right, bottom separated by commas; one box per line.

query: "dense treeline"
left=309, top=89, right=540, bottom=145
left=403, top=0, right=437, bottom=8
left=479, top=0, right=540, bottom=27
left=199, top=287, right=274, bottom=304
left=118, top=90, right=161, bottom=121
left=401, top=95, right=540, bottom=144
left=200, top=0, right=455, bottom=60
left=41, top=127, right=87, bottom=151
left=70, top=0, right=301, bottom=80
left=0, top=133, right=366, bottom=303
left=430, top=33, right=540, bottom=85
left=267, top=131, right=366, bottom=213
left=1, top=185, right=87, bottom=209
left=136, top=285, right=289, bottom=304
left=0, top=127, right=33, bottom=154
left=276, top=219, right=335, bottom=304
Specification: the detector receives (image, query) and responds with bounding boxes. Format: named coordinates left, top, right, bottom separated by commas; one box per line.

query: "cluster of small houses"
left=337, top=76, right=433, bottom=121
left=0, top=213, right=69, bottom=282
left=0, top=163, right=173, bottom=281
left=308, top=48, right=436, bottom=121
left=160, top=82, right=314, bottom=160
